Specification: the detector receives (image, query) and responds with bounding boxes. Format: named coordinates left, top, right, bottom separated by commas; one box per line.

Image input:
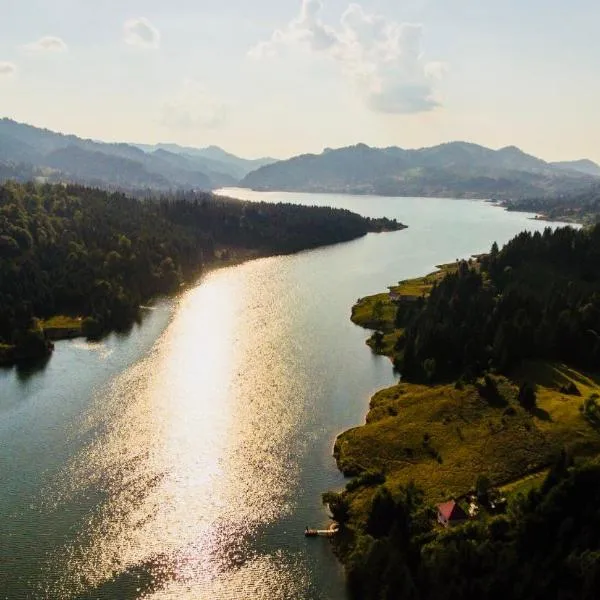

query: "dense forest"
left=505, top=184, right=600, bottom=225
left=0, top=181, right=402, bottom=363
left=328, top=454, right=600, bottom=600
left=394, top=225, right=600, bottom=382
left=332, top=224, right=600, bottom=599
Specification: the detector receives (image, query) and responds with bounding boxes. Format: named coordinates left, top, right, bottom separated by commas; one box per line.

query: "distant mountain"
left=551, top=159, right=600, bottom=178
left=135, top=142, right=277, bottom=179
left=0, top=118, right=274, bottom=191
left=242, top=142, right=598, bottom=199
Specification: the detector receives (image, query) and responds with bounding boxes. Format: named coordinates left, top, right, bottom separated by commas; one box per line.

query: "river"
left=0, top=190, right=567, bottom=599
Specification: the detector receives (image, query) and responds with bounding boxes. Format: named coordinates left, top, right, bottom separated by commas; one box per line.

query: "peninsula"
left=0, top=182, right=405, bottom=365
left=326, top=224, right=600, bottom=599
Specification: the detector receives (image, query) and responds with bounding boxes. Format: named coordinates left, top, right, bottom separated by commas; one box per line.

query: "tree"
left=423, top=358, right=437, bottom=382
left=366, top=486, right=396, bottom=538
left=475, top=474, right=491, bottom=501
left=372, top=331, right=384, bottom=351
left=518, top=381, right=537, bottom=410
left=322, top=491, right=350, bottom=525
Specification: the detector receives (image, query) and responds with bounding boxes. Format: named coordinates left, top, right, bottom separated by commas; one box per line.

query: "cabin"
left=437, top=500, right=468, bottom=527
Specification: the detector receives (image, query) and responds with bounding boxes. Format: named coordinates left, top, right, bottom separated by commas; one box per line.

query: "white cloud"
left=0, top=62, right=17, bottom=77
left=248, top=1, right=445, bottom=114
left=124, top=17, right=160, bottom=49
left=23, top=36, right=68, bottom=53
left=161, top=79, right=227, bottom=131
left=248, top=0, right=336, bottom=59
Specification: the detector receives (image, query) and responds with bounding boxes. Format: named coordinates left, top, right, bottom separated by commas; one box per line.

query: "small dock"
left=304, top=524, right=339, bottom=538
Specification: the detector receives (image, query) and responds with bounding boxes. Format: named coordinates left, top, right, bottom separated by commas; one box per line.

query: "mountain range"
left=242, top=142, right=600, bottom=199
left=0, top=118, right=275, bottom=192
left=1, top=118, right=599, bottom=200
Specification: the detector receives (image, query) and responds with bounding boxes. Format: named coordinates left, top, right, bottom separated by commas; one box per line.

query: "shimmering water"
left=0, top=191, right=567, bottom=599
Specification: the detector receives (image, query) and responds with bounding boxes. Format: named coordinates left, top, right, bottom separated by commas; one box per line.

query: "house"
left=437, top=500, right=469, bottom=527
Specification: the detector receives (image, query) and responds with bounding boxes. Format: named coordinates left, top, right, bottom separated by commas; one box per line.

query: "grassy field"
left=336, top=364, right=600, bottom=526
left=39, top=315, right=83, bottom=340
left=351, top=263, right=459, bottom=331
left=339, top=265, right=600, bottom=528
left=40, top=315, right=82, bottom=330
left=389, top=262, right=459, bottom=298
left=499, top=469, right=549, bottom=498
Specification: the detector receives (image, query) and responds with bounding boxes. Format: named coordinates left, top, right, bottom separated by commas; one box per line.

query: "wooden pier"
left=304, top=524, right=339, bottom=537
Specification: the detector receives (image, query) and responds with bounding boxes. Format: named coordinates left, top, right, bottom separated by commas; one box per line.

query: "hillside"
left=242, top=142, right=598, bottom=199
left=0, top=119, right=275, bottom=191
left=505, top=183, right=600, bottom=225
left=136, top=143, right=276, bottom=179
left=328, top=226, right=600, bottom=598
left=0, top=181, right=404, bottom=364
left=552, top=159, right=600, bottom=177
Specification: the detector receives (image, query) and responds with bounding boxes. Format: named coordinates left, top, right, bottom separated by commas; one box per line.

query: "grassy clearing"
left=351, top=263, right=459, bottom=333
left=40, top=315, right=83, bottom=340
left=389, top=263, right=458, bottom=298
left=336, top=362, right=600, bottom=527
left=40, top=315, right=82, bottom=330
left=342, top=265, right=600, bottom=528
left=351, top=293, right=397, bottom=331
left=366, top=330, right=403, bottom=356
left=499, top=469, right=548, bottom=498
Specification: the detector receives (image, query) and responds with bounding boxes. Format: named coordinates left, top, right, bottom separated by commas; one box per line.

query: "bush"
left=346, top=470, right=386, bottom=492
left=82, top=316, right=102, bottom=339
left=518, top=381, right=537, bottom=410
left=560, top=381, right=581, bottom=396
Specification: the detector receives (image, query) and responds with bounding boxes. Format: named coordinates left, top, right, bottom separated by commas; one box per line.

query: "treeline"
left=331, top=454, right=600, bottom=600
left=505, top=184, right=600, bottom=225
left=395, top=225, right=600, bottom=381
left=0, top=182, right=401, bottom=359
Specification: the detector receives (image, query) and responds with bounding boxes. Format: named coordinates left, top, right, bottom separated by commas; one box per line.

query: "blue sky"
left=0, top=0, right=598, bottom=161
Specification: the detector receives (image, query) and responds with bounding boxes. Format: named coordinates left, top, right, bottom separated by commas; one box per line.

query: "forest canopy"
left=0, top=181, right=402, bottom=361
left=395, top=225, right=600, bottom=382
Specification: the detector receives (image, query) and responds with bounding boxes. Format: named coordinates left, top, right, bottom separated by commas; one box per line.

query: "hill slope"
left=552, top=159, right=600, bottom=177
left=0, top=118, right=273, bottom=191
left=242, top=142, right=598, bottom=199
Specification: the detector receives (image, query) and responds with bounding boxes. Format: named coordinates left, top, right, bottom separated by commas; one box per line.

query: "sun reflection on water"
left=44, top=263, right=315, bottom=599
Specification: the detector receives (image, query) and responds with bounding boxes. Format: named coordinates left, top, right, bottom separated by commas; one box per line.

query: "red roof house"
left=437, top=500, right=468, bottom=527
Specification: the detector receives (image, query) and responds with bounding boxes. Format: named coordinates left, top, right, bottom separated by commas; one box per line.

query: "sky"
left=0, top=0, right=599, bottom=161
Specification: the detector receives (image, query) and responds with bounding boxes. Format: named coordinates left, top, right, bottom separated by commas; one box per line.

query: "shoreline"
left=328, top=257, right=600, bottom=556
left=2, top=220, right=407, bottom=367
left=0, top=248, right=267, bottom=368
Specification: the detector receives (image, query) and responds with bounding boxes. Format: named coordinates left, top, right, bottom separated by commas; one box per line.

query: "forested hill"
left=329, top=224, right=600, bottom=600
left=505, top=183, right=600, bottom=225
left=0, top=182, right=404, bottom=363
left=394, top=225, right=600, bottom=382
left=241, top=142, right=598, bottom=199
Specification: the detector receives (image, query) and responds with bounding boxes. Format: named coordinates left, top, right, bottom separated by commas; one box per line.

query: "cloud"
left=0, top=62, right=17, bottom=77
left=248, top=0, right=336, bottom=59
left=23, top=36, right=68, bottom=53
left=248, top=1, right=445, bottom=114
left=124, top=17, right=160, bottom=49
left=161, top=80, right=227, bottom=131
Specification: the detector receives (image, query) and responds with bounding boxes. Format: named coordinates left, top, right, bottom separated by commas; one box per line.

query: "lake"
left=0, top=190, right=567, bottom=599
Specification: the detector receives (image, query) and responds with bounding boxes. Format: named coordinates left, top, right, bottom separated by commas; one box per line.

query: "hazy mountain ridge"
left=242, top=142, right=600, bottom=199
left=551, top=159, right=600, bottom=177
left=0, top=118, right=272, bottom=191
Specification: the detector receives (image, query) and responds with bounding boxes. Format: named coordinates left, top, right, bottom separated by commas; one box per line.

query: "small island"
left=326, top=225, right=600, bottom=599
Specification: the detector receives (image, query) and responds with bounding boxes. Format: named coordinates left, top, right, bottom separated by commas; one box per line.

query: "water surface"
left=0, top=191, right=568, bottom=599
